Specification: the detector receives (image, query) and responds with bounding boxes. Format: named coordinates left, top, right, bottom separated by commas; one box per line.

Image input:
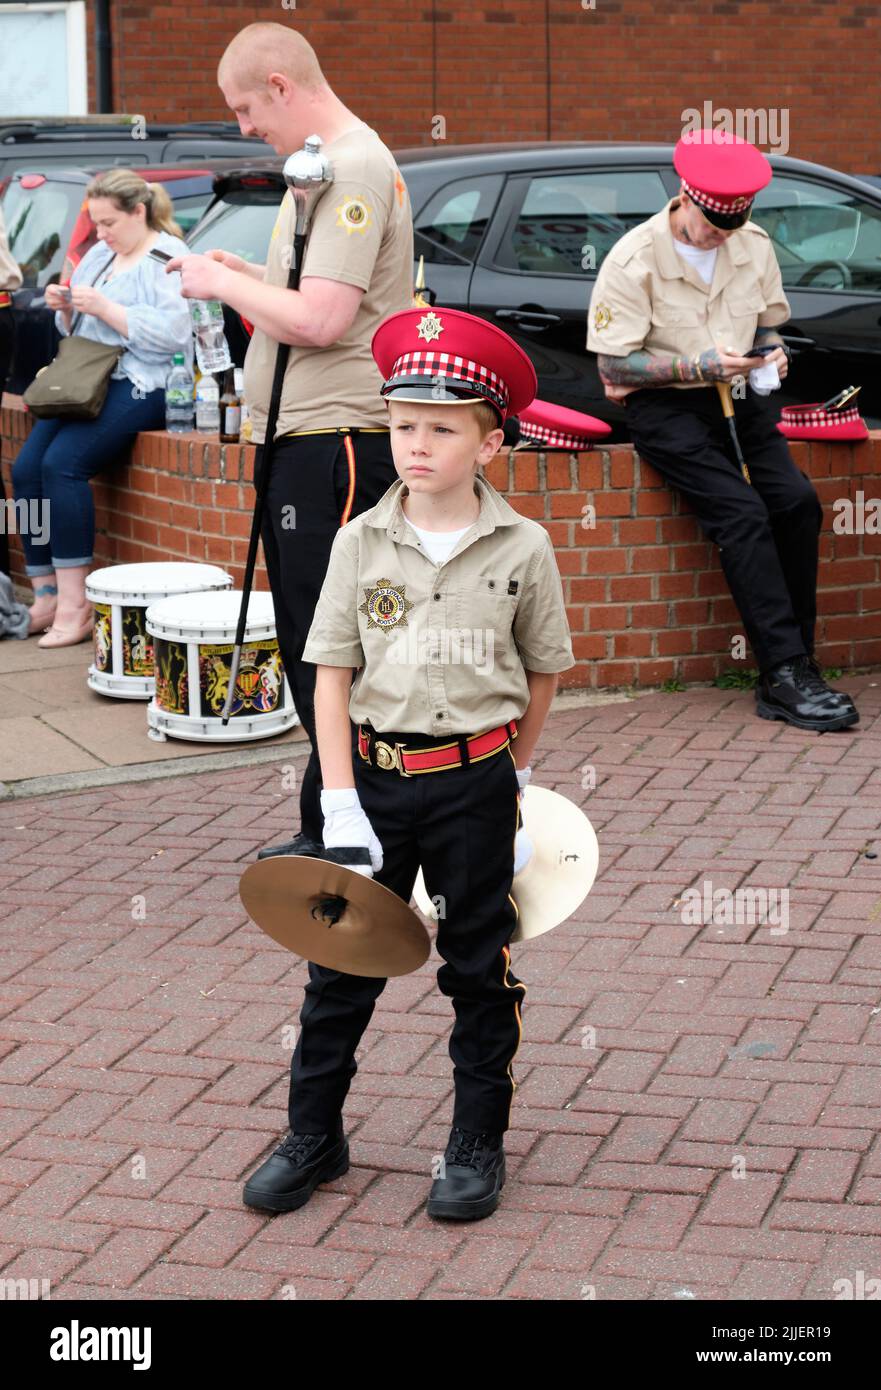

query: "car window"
left=187, top=189, right=281, bottom=262
left=171, top=192, right=214, bottom=236
left=751, top=177, right=881, bottom=292
left=494, top=170, right=669, bottom=275
left=2, top=181, right=71, bottom=285
left=414, top=174, right=503, bottom=266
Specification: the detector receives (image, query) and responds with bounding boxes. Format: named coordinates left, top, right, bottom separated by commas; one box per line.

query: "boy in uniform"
left=243, top=308, right=575, bottom=1221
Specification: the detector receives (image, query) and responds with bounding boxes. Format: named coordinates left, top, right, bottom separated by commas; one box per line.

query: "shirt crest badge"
left=416, top=311, right=443, bottom=342
left=360, top=579, right=414, bottom=633
left=336, top=196, right=372, bottom=235
left=594, top=302, right=613, bottom=330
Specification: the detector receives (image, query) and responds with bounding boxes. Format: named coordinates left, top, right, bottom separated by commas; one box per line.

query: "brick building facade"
left=83, top=2, right=881, bottom=176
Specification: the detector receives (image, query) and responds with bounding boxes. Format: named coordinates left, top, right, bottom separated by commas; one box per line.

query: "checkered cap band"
left=782, top=405, right=861, bottom=427
left=520, top=422, right=587, bottom=450
left=682, top=178, right=753, bottom=214
left=385, top=350, right=509, bottom=414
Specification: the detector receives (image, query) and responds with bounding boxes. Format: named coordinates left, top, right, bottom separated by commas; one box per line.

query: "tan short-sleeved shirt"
left=244, top=124, right=414, bottom=442
left=586, top=197, right=790, bottom=387
left=0, top=207, right=22, bottom=293
left=302, top=472, right=575, bottom=735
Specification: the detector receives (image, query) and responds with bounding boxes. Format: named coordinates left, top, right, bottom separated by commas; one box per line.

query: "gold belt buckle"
left=373, top=739, right=412, bottom=777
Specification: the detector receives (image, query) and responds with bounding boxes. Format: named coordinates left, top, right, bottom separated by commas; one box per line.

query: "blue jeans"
left=11, top=377, right=166, bottom=575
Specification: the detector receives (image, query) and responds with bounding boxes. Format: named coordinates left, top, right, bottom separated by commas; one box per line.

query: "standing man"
left=170, top=22, right=414, bottom=844
left=587, top=131, right=858, bottom=733
left=0, top=203, right=22, bottom=580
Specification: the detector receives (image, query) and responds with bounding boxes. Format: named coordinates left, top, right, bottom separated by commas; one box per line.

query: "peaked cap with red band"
left=674, top=130, right=772, bottom=229
left=372, top=307, right=538, bottom=421
left=517, top=399, right=611, bottom=450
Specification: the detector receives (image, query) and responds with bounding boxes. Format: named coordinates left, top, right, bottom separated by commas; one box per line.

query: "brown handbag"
left=23, top=255, right=124, bottom=420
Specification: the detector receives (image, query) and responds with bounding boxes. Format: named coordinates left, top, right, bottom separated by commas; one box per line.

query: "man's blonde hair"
left=218, top=22, right=325, bottom=94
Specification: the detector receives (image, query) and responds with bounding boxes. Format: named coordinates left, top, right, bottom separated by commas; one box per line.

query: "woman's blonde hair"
left=85, top=169, right=182, bottom=238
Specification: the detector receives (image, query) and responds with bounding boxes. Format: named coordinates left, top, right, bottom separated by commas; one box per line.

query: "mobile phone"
left=148, top=248, right=174, bottom=264
left=745, top=343, right=779, bottom=358
left=57, top=286, right=72, bottom=301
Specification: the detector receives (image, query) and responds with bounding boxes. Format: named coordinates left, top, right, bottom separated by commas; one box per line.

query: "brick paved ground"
left=1, top=679, right=880, bottom=1301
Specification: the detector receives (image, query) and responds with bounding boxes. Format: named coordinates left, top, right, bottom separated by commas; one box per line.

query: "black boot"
left=243, top=1126, right=348, bottom=1212
left=257, top=831, right=324, bottom=861
left=756, top=655, right=859, bottom=732
left=427, top=1127, right=506, bottom=1221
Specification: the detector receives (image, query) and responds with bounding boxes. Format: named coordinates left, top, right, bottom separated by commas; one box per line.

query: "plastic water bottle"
left=189, top=299, right=232, bottom=374
left=165, top=353, right=194, bottom=433
left=195, top=372, right=220, bottom=434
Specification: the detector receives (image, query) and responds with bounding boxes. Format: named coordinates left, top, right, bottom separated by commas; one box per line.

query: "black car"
left=0, top=119, right=267, bottom=185
left=187, top=142, right=881, bottom=435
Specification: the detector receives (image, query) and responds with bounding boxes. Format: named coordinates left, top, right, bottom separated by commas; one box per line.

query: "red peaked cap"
left=674, top=130, right=772, bottom=227
left=372, top=306, right=538, bottom=421
left=519, top=399, right=612, bottom=449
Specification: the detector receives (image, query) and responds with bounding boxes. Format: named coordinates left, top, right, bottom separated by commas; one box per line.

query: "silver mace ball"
left=283, top=134, right=335, bottom=237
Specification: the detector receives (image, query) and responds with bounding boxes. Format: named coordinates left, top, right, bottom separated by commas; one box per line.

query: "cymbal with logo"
left=412, top=786, right=599, bottom=941
left=240, top=854, right=431, bottom=977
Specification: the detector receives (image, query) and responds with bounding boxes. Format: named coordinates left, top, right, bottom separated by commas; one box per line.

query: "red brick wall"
left=84, top=2, right=881, bottom=175
left=4, top=397, right=880, bottom=689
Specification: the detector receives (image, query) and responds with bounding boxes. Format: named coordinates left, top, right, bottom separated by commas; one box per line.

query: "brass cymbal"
left=412, top=786, right=599, bottom=941
left=239, top=855, right=431, bottom=977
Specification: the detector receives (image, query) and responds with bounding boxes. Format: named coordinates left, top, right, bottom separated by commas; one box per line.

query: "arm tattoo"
left=598, top=348, right=724, bottom=386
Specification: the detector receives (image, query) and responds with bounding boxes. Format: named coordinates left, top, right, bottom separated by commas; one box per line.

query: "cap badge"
left=416, top=311, right=444, bottom=342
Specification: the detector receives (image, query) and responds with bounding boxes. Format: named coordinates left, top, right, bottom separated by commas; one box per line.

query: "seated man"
left=587, top=129, right=858, bottom=733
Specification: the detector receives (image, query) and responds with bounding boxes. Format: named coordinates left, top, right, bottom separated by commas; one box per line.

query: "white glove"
left=320, top=788, right=384, bottom=877
left=515, top=764, right=532, bottom=793
left=514, top=825, right=534, bottom=875
left=513, top=770, right=534, bottom=873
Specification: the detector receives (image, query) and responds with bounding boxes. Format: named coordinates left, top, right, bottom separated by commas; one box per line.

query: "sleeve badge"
left=594, top=302, right=613, bottom=331
left=336, top=196, right=372, bottom=235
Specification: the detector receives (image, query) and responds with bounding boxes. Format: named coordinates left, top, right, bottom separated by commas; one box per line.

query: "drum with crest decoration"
left=145, top=589, right=297, bottom=743
left=85, top=562, right=233, bottom=699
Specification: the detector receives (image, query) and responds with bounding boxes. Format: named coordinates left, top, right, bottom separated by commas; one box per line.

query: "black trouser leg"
left=730, top=394, right=824, bottom=657
left=286, top=730, right=421, bottom=1133
left=416, top=745, right=523, bottom=1134
left=254, top=432, right=398, bottom=840
left=624, top=387, right=819, bottom=673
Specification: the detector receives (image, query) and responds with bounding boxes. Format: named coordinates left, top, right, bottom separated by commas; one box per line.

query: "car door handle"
left=780, top=333, right=817, bottom=351
left=495, top=308, right=562, bottom=327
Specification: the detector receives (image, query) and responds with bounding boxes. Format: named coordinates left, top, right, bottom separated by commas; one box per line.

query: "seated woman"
left=13, top=168, right=194, bottom=646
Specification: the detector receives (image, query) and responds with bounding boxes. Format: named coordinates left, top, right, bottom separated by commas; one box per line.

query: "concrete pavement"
left=1, top=672, right=880, bottom=1299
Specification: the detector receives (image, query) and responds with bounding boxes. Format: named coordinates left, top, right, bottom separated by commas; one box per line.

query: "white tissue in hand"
left=749, top=360, right=780, bottom=396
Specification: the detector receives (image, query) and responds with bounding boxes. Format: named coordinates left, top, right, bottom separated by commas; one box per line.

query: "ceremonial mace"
left=222, top=136, right=335, bottom=723
left=715, top=380, right=752, bottom=486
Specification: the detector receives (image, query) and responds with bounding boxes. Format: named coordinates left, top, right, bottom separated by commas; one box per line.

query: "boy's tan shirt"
left=303, top=473, right=575, bottom=736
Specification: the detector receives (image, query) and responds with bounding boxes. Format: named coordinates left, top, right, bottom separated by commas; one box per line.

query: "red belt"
left=0, top=292, right=11, bottom=309
left=357, top=720, right=517, bottom=776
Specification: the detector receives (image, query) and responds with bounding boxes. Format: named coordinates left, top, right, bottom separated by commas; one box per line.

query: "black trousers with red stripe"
left=287, top=728, right=526, bottom=1136
left=254, top=431, right=398, bottom=842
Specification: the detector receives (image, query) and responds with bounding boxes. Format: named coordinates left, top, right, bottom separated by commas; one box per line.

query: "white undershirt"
left=672, top=238, right=717, bottom=285
left=405, top=518, right=473, bottom=566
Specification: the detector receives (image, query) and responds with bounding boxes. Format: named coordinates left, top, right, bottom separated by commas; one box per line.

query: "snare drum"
left=145, top=589, right=298, bottom=743
left=86, top=562, right=232, bottom=699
